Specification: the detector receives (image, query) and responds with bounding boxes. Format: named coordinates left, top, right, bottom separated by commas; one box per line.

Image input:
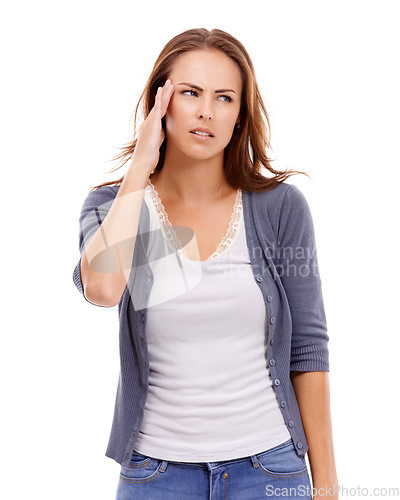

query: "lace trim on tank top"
left=145, top=178, right=243, bottom=262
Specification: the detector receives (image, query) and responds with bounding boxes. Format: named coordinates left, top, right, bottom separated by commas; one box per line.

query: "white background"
left=2, top=1, right=399, bottom=498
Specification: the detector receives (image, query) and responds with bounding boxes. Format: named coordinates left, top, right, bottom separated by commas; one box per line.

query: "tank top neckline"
left=145, top=178, right=243, bottom=263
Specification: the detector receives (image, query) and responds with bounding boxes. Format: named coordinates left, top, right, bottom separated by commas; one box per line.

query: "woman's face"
left=164, top=49, right=242, bottom=161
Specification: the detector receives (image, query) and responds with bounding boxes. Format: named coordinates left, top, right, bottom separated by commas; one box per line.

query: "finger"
left=155, top=86, right=162, bottom=105
left=161, top=84, right=174, bottom=116
left=150, top=87, right=163, bottom=116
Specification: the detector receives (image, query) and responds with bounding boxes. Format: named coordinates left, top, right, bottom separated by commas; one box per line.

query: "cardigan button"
left=297, top=442, right=303, bottom=449
left=270, top=317, right=276, bottom=324
left=269, top=359, right=275, bottom=366
left=270, top=338, right=274, bottom=346
left=280, top=400, right=287, bottom=408
left=267, top=295, right=273, bottom=302
left=288, top=421, right=294, bottom=427
left=256, top=276, right=263, bottom=282
left=274, top=379, right=281, bottom=386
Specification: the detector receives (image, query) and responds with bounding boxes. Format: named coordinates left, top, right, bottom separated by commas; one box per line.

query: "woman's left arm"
left=290, top=370, right=339, bottom=499
left=276, top=184, right=338, bottom=498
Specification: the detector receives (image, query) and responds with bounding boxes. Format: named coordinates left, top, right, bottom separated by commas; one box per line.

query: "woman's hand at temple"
left=132, top=79, right=175, bottom=172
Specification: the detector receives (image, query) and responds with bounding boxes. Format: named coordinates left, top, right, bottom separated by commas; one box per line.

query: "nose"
left=197, top=110, right=212, bottom=120
left=196, top=96, right=213, bottom=120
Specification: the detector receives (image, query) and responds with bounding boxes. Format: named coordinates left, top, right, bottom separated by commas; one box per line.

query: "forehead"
left=170, top=50, right=242, bottom=91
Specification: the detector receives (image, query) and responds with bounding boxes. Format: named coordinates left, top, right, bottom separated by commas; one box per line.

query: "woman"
left=73, top=28, right=338, bottom=500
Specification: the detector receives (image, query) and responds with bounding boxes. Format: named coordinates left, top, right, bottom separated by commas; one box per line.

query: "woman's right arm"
left=79, top=79, right=175, bottom=307
left=80, top=161, right=152, bottom=307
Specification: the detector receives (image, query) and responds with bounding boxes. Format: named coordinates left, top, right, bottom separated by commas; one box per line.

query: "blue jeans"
left=116, top=438, right=312, bottom=499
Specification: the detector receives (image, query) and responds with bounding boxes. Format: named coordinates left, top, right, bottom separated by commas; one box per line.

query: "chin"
left=169, top=135, right=223, bottom=160
left=185, top=148, right=219, bottom=161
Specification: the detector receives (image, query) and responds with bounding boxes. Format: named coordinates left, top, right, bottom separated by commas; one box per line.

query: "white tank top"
left=132, top=179, right=291, bottom=462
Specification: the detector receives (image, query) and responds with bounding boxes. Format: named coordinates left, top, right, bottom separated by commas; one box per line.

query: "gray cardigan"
left=72, top=181, right=329, bottom=467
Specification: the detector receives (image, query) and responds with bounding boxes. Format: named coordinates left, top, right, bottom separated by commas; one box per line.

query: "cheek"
left=221, top=113, right=239, bottom=135
left=228, top=106, right=240, bottom=124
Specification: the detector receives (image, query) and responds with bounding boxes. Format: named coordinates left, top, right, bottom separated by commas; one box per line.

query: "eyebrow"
left=177, top=82, right=236, bottom=94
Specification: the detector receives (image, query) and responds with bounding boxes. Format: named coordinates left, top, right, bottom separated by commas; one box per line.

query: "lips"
left=190, top=127, right=214, bottom=137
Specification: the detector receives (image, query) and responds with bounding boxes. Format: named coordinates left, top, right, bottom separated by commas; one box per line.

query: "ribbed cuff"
left=290, top=343, right=330, bottom=372
left=72, top=257, right=83, bottom=295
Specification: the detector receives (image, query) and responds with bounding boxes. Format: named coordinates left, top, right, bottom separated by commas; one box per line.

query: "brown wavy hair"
left=89, top=28, right=309, bottom=193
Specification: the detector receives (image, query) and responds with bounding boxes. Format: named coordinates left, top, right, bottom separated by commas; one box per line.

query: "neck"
left=151, top=150, right=233, bottom=206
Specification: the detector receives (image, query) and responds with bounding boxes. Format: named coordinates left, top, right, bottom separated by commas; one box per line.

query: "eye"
left=181, top=90, right=232, bottom=102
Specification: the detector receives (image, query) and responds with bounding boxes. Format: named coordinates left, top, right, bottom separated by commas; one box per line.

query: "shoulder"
left=245, top=181, right=308, bottom=218
left=275, top=183, right=310, bottom=220
left=243, top=182, right=312, bottom=242
left=80, top=185, right=120, bottom=211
